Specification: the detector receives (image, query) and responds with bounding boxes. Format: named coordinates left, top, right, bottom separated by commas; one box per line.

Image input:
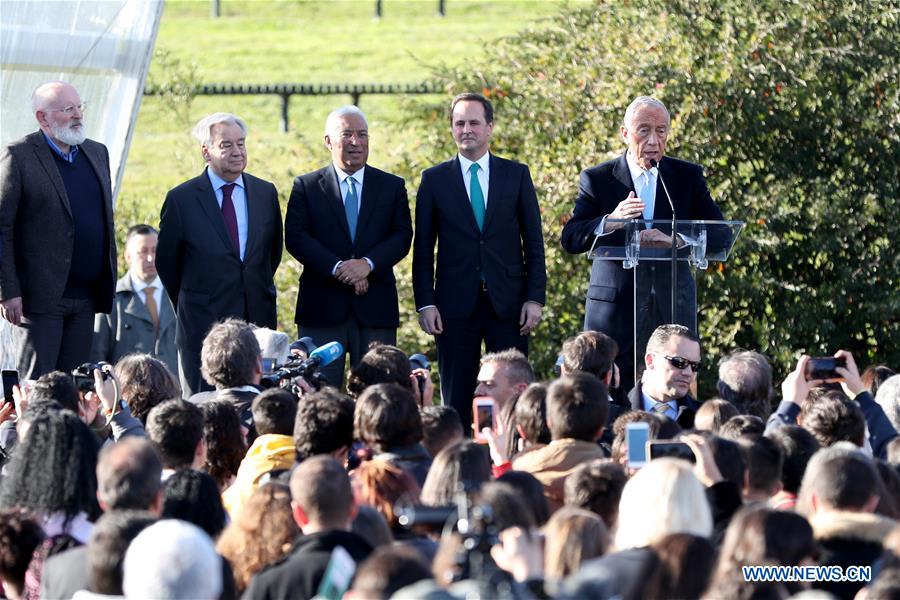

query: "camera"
left=71, top=362, right=111, bottom=393
left=260, top=341, right=344, bottom=392
left=409, top=353, right=430, bottom=398
left=805, top=356, right=847, bottom=381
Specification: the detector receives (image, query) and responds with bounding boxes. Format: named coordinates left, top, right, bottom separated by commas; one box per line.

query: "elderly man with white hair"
left=122, top=519, right=222, bottom=600
left=284, top=105, right=412, bottom=387
left=561, top=95, right=726, bottom=395
left=0, top=81, right=116, bottom=379
left=157, top=112, right=283, bottom=397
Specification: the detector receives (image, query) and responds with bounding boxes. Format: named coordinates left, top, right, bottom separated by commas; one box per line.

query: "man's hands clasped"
left=335, top=259, right=371, bottom=296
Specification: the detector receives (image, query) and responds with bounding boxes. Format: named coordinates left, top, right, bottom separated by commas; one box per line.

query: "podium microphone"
left=649, top=158, right=677, bottom=322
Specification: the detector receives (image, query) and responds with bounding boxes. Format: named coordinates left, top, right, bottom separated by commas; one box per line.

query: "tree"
left=396, top=0, right=900, bottom=390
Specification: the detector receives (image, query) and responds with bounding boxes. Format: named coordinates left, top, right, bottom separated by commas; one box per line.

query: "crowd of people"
left=0, top=320, right=899, bottom=599
left=3, top=81, right=899, bottom=599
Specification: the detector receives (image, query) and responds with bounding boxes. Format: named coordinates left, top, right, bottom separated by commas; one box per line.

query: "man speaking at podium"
left=561, top=96, right=724, bottom=394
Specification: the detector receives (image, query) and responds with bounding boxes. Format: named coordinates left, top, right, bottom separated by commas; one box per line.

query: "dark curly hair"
left=0, top=508, right=45, bottom=595
left=115, top=354, right=181, bottom=424
left=200, top=401, right=246, bottom=489
left=347, top=344, right=412, bottom=399
left=0, top=409, right=100, bottom=524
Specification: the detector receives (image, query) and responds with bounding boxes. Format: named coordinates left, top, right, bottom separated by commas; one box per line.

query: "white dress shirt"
left=331, top=163, right=373, bottom=274
left=206, top=169, right=248, bottom=260
left=458, top=151, right=491, bottom=207
left=130, top=273, right=164, bottom=312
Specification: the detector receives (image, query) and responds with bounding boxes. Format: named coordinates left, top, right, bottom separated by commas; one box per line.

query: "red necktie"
left=221, top=183, right=240, bottom=254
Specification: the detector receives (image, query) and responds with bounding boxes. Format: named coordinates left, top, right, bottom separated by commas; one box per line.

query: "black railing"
left=144, top=82, right=442, bottom=132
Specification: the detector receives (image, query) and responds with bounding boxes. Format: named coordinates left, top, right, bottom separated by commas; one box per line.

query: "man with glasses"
left=630, top=323, right=702, bottom=428
left=0, top=81, right=116, bottom=378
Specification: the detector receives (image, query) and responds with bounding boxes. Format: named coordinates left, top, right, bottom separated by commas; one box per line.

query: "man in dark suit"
left=628, top=324, right=702, bottom=430
left=413, top=93, right=546, bottom=429
left=285, top=106, right=412, bottom=386
left=0, top=81, right=116, bottom=379
left=157, top=113, right=282, bottom=397
left=561, top=96, right=724, bottom=394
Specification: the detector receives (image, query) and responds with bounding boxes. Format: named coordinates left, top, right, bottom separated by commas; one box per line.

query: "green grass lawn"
left=121, top=0, right=587, bottom=339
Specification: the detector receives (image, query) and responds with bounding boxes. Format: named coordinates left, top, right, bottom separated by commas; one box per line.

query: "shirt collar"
left=206, top=167, right=244, bottom=192
left=626, top=150, right=652, bottom=183
left=334, top=163, right=365, bottom=185
left=130, top=273, right=162, bottom=295
left=42, top=131, right=79, bottom=162
left=458, top=151, right=490, bottom=176
left=641, top=389, right=675, bottom=412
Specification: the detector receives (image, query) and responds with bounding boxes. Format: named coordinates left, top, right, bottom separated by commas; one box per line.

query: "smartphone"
left=473, top=396, right=495, bottom=440
left=626, top=422, right=650, bottom=468
left=1, top=370, right=18, bottom=404
left=648, top=440, right=696, bottom=464
left=805, top=357, right=847, bottom=381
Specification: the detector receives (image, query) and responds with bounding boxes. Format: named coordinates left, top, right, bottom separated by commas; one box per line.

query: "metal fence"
left=143, top=82, right=442, bottom=132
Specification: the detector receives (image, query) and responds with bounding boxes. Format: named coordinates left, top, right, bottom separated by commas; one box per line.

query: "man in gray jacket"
left=91, top=224, right=177, bottom=373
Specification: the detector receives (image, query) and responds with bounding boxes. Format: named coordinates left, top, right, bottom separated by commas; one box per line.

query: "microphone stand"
left=651, top=159, right=677, bottom=323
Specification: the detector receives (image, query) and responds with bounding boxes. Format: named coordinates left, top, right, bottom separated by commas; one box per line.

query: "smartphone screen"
left=648, top=441, right=696, bottom=463
left=626, top=422, right=650, bottom=468
left=473, top=397, right=495, bottom=439
left=1, top=370, right=18, bottom=404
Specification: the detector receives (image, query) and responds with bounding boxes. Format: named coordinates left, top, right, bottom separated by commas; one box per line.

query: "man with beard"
left=0, top=81, right=116, bottom=378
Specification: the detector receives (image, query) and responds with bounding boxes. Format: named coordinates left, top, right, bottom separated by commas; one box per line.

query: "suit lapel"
left=29, top=133, right=72, bottom=218
left=318, top=166, right=353, bottom=242
left=356, top=168, right=377, bottom=243
left=653, top=158, right=673, bottom=221
left=243, top=174, right=260, bottom=260
left=195, top=170, right=239, bottom=258
left=450, top=157, right=480, bottom=232
left=612, top=153, right=635, bottom=196
left=483, top=154, right=505, bottom=231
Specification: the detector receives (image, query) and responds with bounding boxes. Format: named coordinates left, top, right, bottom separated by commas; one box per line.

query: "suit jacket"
left=284, top=164, right=412, bottom=328
left=156, top=169, right=282, bottom=353
left=627, top=380, right=701, bottom=430
left=39, top=545, right=89, bottom=600
left=90, top=273, right=178, bottom=374
left=0, top=131, right=116, bottom=313
left=561, top=153, right=724, bottom=351
left=412, top=154, right=546, bottom=320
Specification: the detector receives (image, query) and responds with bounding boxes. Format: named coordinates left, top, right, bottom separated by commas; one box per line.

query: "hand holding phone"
left=625, top=422, right=650, bottom=468
left=473, top=396, right=495, bottom=442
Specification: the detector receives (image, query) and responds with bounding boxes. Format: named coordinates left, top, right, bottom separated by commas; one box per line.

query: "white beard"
left=50, top=121, right=86, bottom=146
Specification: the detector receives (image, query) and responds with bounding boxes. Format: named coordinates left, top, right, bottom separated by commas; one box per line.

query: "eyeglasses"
left=657, top=354, right=701, bottom=371
left=46, top=103, right=86, bottom=115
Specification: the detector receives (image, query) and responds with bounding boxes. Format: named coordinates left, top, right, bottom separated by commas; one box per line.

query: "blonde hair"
left=614, top=458, right=712, bottom=550
left=543, top=506, right=609, bottom=580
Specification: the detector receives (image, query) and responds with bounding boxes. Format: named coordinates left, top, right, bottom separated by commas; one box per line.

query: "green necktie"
left=468, top=163, right=485, bottom=231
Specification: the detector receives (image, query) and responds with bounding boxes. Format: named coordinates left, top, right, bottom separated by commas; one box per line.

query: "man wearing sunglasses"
left=629, top=324, right=702, bottom=429
left=0, top=81, right=115, bottom=379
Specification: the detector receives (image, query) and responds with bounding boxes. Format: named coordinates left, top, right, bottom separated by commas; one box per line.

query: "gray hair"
left=192, top=112, right=248, bottom=147
left=31, top=80, right=76, bottom=112
left=623, top=96, right=670, bottom=127
left=324, top=105, right=368, bottom=137
left=717, top=350, right=774, bottom=420
left=123, top=520, right=222, bottom=600
left=876, top=374, right=900, bottom=432
left=645, top=324, right=699, bottom=355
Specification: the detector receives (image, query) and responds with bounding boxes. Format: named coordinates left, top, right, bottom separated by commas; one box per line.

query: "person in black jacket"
left=244, top=456, right=372, bottom=600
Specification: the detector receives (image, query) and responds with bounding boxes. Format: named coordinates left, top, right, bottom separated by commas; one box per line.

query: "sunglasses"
left=658, top=354, right=701, bottom=371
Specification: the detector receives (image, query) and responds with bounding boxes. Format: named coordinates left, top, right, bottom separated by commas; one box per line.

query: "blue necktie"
left=639, top=171, right=654, bottom=228
left=345, top=176, right=358, bottom=241
left=469, top=163, right=485, bottom=231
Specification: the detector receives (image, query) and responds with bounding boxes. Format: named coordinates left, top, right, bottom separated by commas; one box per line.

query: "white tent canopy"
left=0, top=0, right=162, bottom=370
